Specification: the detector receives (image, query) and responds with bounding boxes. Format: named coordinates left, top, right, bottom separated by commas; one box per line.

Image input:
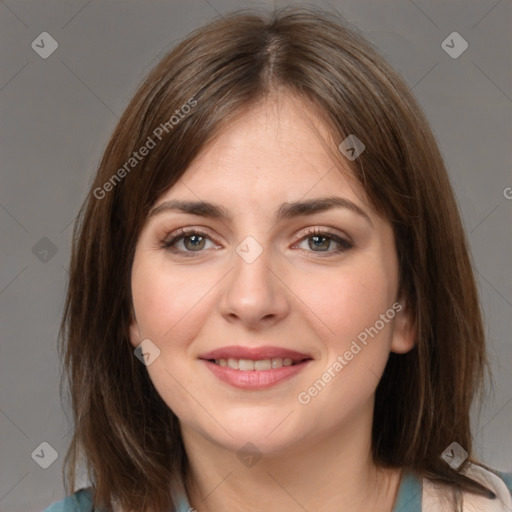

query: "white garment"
left=422, top=463, right=512, bottom=511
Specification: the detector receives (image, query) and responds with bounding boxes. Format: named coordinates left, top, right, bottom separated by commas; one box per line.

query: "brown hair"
left=59, top=5, right=495, bottom=511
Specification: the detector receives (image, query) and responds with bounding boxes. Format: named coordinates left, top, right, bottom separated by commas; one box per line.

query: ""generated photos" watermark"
left=298, top=301, right=403, bottom=405
left=93, top=97, right=197, bottom=200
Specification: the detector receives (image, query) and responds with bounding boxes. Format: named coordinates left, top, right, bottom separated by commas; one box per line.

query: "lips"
left=199, top=345, right=311, bottom=363
left=199, top=345, right=312, bottom=389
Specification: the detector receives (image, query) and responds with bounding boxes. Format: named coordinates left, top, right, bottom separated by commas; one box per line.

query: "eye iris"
left=309, top=235, right=329, bottom=251
left=184, top=234, right=205, bottom=251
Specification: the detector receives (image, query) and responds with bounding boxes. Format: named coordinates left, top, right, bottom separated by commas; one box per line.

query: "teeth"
left=214, top=357, right=298, bottom=370
left=227, top=358, right=239, bottom=370
left=239, top=359, right=254, bottom=371
left=271, top=357, right=283, bottom=369
left=254, top=359, right=271, bottom=370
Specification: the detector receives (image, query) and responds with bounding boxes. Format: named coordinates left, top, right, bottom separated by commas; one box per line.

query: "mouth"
left=199, top=345, right=312, bottom=369
left=205, top=356, right=308, bottom=370
left=198, top=345, right=313, bottom=389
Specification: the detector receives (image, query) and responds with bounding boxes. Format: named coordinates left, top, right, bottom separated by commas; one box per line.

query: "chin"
left=220, top=413, right=308, bottom=453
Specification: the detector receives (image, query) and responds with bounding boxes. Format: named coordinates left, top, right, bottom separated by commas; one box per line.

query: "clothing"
left=41, top=463, right=512, bottom=512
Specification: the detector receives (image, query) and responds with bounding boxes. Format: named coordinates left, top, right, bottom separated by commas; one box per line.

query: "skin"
left=129, top=92, right=416, bottom=512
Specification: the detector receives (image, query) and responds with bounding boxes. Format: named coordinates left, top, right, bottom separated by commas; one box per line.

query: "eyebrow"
left=149, top=196, right=373, bottom=226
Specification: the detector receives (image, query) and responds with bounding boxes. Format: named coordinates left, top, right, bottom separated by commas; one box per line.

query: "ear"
left=129, top=306, right=141, bottom=349
left=390, top=297, right=416, bottom=354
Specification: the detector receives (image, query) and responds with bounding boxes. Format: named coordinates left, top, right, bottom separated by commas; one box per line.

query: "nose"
left=219, top=244, right=290, bottom=329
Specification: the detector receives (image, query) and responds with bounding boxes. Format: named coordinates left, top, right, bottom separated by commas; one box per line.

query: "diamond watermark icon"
left=32, top=237, right=58, bottom=263
left=134, top=339, right=161, bottom=366
left=31, top=441, right=58, bottom=469
left=441, top=442, right=468, bottom=470
left=237, top=442, right=262, bottom=468
left=236, top=236, right=263, bottom=264
left=31, top=32, right=59, bottom=59
left=441, top=32, right=468, bottom=59
left=338, top=134, right=365, bottom=161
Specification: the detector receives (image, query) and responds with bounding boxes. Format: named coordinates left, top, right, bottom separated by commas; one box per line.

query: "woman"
left=43, top=5, right=512, bottom=512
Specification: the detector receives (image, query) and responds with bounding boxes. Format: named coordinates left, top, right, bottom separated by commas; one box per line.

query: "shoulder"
left=41, top=488, right=95, bottom=512
left=461, top=464, right=512, bottom=510
left=41, top=488, right=191, bottom=512
left=422, top=463, right=512, bottom=512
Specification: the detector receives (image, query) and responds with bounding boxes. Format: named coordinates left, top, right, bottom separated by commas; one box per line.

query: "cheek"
left=295, top=268, right=396, bottom=416
left=300, top=257, right=397, bottom=349
left=131, top=258, right=218, bottom=420
left=131, top=258, right=216, bottom=342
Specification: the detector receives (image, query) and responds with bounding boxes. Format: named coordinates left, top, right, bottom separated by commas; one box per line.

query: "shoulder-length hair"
left=60, top=5, right=495, bottom=511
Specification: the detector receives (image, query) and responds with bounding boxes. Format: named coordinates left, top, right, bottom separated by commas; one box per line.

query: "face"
left=129, top=93, right=414, bottom=455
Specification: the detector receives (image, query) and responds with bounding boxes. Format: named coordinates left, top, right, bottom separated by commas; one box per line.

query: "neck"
left=181, top=399, right=402, bottom=512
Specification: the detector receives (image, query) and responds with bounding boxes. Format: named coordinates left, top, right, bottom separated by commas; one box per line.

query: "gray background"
left=0, top=0, right=511, bottom=511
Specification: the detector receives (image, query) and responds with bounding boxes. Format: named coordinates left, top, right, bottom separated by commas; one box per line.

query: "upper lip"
left=199, top=345, right=312, bottom=362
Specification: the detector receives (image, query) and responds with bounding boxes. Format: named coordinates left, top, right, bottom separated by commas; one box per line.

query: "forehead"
left=159, top=93, right=369, bottom=210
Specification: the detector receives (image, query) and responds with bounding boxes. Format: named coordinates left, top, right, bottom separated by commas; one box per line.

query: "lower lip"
left=201, top=359, right=311, bottom=389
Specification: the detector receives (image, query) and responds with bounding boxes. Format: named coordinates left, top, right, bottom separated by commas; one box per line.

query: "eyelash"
left=161, top=227, right=353, bottom=258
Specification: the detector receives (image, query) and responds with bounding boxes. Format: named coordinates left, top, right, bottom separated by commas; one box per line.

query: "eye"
left=161, top=227, right=353, bottom=258
left=294, top=227, right=353, bottom=255
left=161, top=228, right=219, bottom=256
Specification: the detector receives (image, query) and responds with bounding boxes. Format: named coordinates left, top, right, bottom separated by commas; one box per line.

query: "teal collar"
left=392, top=470, right=423, bottom=511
